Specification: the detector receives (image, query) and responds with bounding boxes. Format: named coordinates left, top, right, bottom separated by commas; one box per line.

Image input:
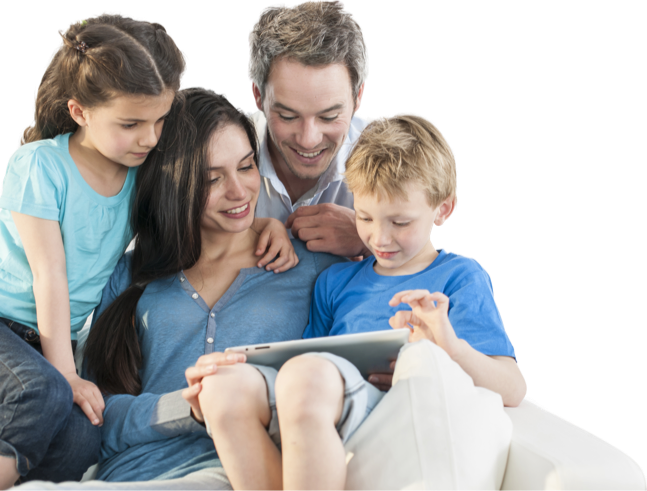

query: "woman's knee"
left=275, top=355, right=344, bottom=422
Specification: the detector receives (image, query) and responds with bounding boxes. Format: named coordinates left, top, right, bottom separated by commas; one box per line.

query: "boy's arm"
left=389, top=290, right=526, bottom=407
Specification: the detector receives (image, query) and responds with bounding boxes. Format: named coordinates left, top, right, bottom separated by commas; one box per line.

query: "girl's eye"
left=279, top=114, right=296, bottom=122
left=122, top=123, right=137, bottom=129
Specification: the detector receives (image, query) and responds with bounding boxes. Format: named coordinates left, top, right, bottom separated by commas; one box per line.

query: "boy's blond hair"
left=345, top=115, right=456, bottom=208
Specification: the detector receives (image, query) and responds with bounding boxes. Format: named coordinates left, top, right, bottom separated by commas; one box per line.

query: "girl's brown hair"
left=23, top=14, right=185, bottom=144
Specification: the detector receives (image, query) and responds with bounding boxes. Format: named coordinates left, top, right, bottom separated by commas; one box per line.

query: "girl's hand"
left=64, top=373, right=105, bottom=426
left=252, top=217, right=299, bottom=273
left=182, top=352, right=247, bottom=423
left=388, top=290, right=461, bottom=358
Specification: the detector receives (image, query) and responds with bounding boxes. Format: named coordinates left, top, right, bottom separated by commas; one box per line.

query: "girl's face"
left=202, top=124, right=260, bottom=235
left=78, top=91, right=174, bottom=167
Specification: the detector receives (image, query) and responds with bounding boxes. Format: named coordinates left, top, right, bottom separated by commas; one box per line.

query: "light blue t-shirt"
left=0, top=133, right=136, bottom=337
left=303, top=250, right=516, bottom=358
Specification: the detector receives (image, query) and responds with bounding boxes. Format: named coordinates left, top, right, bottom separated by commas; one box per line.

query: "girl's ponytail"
left=23, top=15, right=185, bottom=144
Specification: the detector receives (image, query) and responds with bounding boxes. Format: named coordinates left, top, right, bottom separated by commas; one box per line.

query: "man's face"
left=255, top=58, right=363, bottom=181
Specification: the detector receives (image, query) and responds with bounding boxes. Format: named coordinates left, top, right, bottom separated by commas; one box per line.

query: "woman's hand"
left=252, top=217, right=299, bottom=273
left=182, top=352, right=247, bottom=423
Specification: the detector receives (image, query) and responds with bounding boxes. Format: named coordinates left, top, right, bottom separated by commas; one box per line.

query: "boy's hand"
left=388, top=290, right=461, bottom=357
left=182, top=352, right=247, bottom=423
left=367, top=360, right=396, bottom=391
left=64, top=373, right=105, bottom=426
left=253, top=217, right=299, bottom=273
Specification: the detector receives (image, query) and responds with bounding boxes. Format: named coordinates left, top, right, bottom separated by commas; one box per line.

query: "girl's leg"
left=0, top=455, right=19, bottom=489
left=275, top=355, right=346, bottom=490
left=199, top=363, right=282, bottom=490
left=0, top=321, right=98, bottom=485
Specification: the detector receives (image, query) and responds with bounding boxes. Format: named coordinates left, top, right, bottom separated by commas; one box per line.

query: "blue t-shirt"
left=0, top=133, right=136, bottom=337
left=303, top=250, right=515, bottom=358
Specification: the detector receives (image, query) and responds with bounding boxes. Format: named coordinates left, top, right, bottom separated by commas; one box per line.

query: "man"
left=249, top=1, right=370, bottom=257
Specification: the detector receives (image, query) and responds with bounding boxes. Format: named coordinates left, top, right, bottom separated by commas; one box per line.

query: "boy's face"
left=354, top=182, right=452, bottom=276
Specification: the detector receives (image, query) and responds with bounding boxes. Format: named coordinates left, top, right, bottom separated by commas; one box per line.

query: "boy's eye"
left=393, top=222, right=410, bottom=227
left=358, top=217, right=372, bottom=222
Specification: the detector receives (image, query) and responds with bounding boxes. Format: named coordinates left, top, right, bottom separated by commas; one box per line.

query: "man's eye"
left=279, top=114, right=296, bottom=121
left=321, top=115, right=339, bottom=122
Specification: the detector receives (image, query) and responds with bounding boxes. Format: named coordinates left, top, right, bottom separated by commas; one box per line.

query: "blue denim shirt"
left=93, top=240, right=344, bottom=482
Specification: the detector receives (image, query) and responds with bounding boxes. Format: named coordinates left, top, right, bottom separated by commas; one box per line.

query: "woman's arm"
left=12, top=211, right=105, bottom=424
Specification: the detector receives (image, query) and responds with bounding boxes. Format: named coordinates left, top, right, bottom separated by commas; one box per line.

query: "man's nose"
left=295, top=118, right=322, bottom=150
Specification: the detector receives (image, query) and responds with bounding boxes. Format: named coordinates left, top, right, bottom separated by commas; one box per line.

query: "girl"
left=0, top=16, right=293, bottom=488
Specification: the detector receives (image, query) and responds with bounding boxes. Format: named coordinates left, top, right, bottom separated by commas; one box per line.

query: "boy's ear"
left=434, top=196, right=457, bottom=226
left=68, top=100, right=89, bottom=127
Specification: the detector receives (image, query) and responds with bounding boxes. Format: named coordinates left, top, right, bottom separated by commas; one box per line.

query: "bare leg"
left=199, top=363, right=282, bottom=490
left=0, top=455, right=19, bottom=489
left=276, top=356, right=346, bottom=490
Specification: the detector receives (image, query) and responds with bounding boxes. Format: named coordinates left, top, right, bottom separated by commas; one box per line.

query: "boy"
left=183, top=115, right=526, bottom=490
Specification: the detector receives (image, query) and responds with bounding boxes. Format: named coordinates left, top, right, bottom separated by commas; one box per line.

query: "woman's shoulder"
left=290, top=238, right=349, bottom=275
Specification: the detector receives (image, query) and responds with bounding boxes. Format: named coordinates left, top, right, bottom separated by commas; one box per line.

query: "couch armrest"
left=501, top=400, right=645, bottom=490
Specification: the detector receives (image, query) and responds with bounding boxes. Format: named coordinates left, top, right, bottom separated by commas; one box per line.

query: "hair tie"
left=75, top=41, right=88, bottom=54
left=132, top=281, right=147, bottom=291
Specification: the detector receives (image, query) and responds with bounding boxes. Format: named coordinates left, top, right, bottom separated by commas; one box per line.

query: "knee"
left=275, top=355, right=343, bottom=423
left=22, top=369, right=74, bottom=421
left=199, top=364, right=267, bottom=423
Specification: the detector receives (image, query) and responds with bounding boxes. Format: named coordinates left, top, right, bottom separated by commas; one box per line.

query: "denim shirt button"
left=210, top=313, right=215, bottom=318
left=192, top=293, right=199, bottom=300
left=206, top=337, right=214, bottom=344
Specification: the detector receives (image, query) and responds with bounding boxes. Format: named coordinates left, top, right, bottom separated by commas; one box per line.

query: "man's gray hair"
left=249, top=1, right=367, bottom=101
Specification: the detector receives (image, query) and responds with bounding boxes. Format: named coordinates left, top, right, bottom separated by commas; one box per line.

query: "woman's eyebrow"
left=208, top=150, right=255, bottom=170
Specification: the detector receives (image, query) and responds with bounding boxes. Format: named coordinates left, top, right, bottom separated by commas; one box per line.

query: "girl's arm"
left=12, top=211, right=105, bottom=425
left=251, top=217, right=299, bottom=273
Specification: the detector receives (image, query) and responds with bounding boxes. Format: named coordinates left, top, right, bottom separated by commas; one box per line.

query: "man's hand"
left=64, top=374, right=105, bottom=426
left=182, top=352, right=247, bottom=423
left=286, top=203, right=368, bottom=258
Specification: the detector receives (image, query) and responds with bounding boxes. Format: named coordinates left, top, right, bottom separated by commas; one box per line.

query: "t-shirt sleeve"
left=0, top=148, right=65, bottom=221
left=91, top=252, right=133, bottom=327
left=303, top=267, right=335, bottom=339
left=446, top=268, right=516, bottom=359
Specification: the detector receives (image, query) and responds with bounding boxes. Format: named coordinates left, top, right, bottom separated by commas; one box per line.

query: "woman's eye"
left=210, top=177, right=220, bottom=184
left=239, top=164, right=255, bottom=172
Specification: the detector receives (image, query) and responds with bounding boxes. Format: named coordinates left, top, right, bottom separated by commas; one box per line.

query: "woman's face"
left=202, top=124, right=260, bottom=235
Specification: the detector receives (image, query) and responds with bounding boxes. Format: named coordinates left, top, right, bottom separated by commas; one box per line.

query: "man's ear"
left=353, top=83, right=365, bottom=113
left=68, top=100, right=89, bottom=127
left=252, top=83, right=263, bottom=111
left=434, top=196, right=457, bottom=226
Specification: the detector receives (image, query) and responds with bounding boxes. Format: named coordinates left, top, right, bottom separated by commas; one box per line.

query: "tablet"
left=225, top=328, right=410, bottom=379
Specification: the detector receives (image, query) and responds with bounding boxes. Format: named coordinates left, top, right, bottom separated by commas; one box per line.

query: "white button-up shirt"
left=252, top=111, right=367, bottom=225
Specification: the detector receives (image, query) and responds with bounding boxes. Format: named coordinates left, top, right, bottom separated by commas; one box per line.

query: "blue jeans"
left=0, top=318, right=100, bottom=484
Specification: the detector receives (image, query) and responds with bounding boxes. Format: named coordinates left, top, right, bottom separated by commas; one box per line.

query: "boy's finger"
left=388, top=290, right=413, bottom=306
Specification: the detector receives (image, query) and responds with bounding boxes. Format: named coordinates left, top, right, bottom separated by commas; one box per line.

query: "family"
left=0, top=2, right=526, bottom=490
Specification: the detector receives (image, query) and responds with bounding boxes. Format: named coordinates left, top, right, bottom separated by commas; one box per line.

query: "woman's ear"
left=68, top=99, right=89, bottom=127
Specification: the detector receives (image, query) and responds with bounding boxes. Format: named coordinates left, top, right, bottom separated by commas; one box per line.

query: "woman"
left=82, top=88, right=343, bottom=482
